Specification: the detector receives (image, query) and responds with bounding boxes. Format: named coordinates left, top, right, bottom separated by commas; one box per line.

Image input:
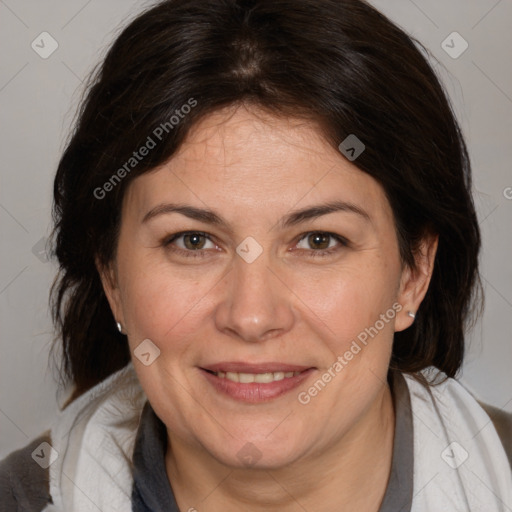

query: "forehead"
left=122, top=105, right=392, bottom=226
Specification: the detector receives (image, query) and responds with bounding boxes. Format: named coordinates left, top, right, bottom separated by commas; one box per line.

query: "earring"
left=116, top=321, right=124, bottom=334
left=407, top=311, right=416, bottom=319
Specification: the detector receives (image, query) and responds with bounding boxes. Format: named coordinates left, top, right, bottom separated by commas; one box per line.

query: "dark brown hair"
left=50, top=0, right=482, bottom=400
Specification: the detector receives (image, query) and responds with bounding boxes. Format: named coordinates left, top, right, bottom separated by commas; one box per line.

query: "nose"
left=214, top=251, right=295, bottom=343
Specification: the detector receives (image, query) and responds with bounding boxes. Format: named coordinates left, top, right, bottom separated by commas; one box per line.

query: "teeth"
left=226, top=372, right=239, bottom=382
left=214, top=370, right=302, bottom=383
left=239, top=373, right=255, bottom=383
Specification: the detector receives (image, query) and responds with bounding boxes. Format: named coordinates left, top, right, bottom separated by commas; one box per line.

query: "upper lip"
left=201, top=362, right=314, bottom=373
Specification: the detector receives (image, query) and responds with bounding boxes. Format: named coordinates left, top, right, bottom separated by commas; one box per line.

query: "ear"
left=95, top=256, right=125, bottom=331
left=394, top=233, right=438, bottom=332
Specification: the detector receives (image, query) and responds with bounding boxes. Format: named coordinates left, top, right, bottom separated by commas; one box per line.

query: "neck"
left=165, top=383, right=395, bottom=512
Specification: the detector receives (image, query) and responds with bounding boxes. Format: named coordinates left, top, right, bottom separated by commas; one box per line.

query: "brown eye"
left=297, top=232, right=336, bottom=251
left=307, top=232, right=331, bottom=250
left=294, top=231, right=348, bottom=257
left=164, top=231, right=216, bottom=253
left=183, top=233, right=207, bottom=250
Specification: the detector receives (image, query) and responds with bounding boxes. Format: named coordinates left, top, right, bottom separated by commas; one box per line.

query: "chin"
left=203, top=430, right=307, bottom=470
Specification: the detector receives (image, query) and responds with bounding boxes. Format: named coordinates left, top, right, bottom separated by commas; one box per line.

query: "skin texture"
left=99, top=104, right=437, bottom=511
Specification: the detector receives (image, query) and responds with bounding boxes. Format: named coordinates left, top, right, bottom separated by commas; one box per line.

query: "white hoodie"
left=43, top=363, right=512, bottom=512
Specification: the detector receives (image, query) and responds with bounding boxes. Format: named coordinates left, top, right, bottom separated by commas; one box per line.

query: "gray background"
left=0, top=0, right=511, bottom=458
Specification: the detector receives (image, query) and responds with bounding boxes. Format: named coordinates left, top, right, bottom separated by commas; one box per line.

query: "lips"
left=199, top=362, right=316, bottom=403
left=201, top=362, right=313, bottom=373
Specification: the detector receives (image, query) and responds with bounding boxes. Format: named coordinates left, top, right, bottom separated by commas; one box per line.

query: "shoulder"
left=478, top=400, right=512, bottom=469
left=401, top=368, right=512, bottom=468
left=0, top=432, right=52, bottom=512
left=432, top=371, right=512, bottom=467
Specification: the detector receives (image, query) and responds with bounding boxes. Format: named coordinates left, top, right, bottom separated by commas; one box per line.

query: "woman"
left=1, top=0, right=511, bottom=510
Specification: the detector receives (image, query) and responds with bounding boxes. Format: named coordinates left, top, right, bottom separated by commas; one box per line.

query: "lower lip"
left=200, top=368, right=315, bottom=403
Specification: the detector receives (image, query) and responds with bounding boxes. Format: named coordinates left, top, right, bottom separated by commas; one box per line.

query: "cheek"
left=120, top=260, right=222, bottom=353
left=289, top=262, right=399, bottom=357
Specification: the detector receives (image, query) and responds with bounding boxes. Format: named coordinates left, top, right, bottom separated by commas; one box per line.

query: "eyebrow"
left=141, top=200, right=371, bottom=229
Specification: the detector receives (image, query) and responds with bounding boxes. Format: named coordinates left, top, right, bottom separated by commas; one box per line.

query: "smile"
left=208, top=370, right=302, bottom=383
left=200, top=365, right=315, bottom=403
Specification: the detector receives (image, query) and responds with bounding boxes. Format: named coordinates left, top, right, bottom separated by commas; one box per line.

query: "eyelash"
left=162, top=231, right=349, bottom=259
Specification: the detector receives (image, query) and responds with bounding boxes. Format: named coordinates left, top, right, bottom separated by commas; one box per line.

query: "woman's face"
left=101, top=105, right=431, bottom=469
